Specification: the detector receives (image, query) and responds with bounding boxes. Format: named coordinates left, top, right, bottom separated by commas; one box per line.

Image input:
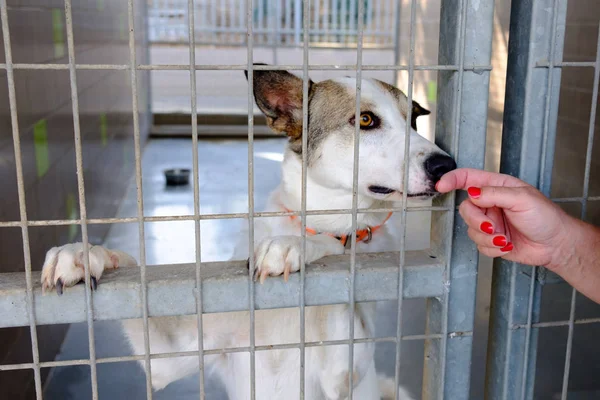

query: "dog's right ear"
left=245, top=63, right=313, bottom=139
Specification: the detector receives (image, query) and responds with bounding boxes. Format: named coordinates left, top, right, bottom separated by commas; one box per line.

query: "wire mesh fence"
left=2, top=0, right=599, bottom=399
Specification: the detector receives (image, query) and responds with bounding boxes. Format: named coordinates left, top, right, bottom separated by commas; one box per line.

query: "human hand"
left=436, top=168, right=575, bottom=270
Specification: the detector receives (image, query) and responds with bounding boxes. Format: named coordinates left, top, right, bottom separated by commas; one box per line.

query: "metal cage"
left=2, top=0, right=598, bottom=399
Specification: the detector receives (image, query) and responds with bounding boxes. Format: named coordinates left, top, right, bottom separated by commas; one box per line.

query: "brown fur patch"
left=302, top=80, right=377, bottom=159
left=249, top=67, right=311, bottom=141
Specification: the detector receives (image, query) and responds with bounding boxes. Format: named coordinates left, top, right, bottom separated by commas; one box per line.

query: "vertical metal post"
left=299, top=0, right=311, bottom=397
left=187, top=0, right=206, bottom=398
left=393, top=1, right=416, bottom=397
left=127, top=0, right=154, bottom=397
left=0, top=2, right=43, bottom=398
left=340, top=0, right=347, bottom=44
left=331, top=0, right=338, bottom=44
left=295, top=0, right=302, bottom=45
left=485, top=1, right=567, bottom=399
left=424, top=0, right=495, bottom=399
left=271, top=0, right=280, bottom=64
left=64, top=1, right=100, bottom=398
left=391, top=0, right=401, bottom=86
left=282, top=0, right=292, bottom=44
left=347, top=0, right=366, bottom=396
left=246, top=0, right=257, bottom=397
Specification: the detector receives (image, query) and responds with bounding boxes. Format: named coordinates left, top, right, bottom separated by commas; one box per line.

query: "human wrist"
left=545, top=212, right=580, bottom=273
left=545, top=214, right=595, bottom=274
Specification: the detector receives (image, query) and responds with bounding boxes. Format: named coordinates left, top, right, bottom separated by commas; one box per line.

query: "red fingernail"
left=500, top=242, right=514, bottom=252
left=480, top=222, right=494, bottom=235
left=467, top=187, right=481, bottom=198
left=493, top=236, right=507, bottom=247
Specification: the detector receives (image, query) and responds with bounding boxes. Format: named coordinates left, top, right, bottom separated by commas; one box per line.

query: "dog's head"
left=246, top=65, right=456, bottom=201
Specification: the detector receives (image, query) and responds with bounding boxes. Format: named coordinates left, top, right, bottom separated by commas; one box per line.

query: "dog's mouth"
left=368, top=185, right=395, bottom=195
left=368, top=185, right=437, bottom=199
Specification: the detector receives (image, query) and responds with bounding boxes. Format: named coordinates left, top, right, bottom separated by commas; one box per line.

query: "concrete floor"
left=42, top=138, right=600, bottom=399
left=43, top=138, right=438, bottom=399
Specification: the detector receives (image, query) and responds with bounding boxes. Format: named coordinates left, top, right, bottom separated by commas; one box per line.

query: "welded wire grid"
left=0, top=1, right=494, bottom=399
left=501, top=3, right=600, bottom=399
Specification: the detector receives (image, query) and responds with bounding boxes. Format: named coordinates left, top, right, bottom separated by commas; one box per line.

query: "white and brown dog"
left=41, top=65, right=456, bottom=399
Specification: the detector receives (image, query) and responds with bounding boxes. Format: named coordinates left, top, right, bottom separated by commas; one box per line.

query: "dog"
left=40, top=65, right=456, bottom=399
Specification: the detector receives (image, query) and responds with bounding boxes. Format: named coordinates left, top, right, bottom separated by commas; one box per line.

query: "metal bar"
left=486, top=1, right=568, bottom=398
left=384, top=0, right=392, bottom=45
left=559, top=18, right=600, bottom=400
left=294, top=0, right=301, bottom=45
left=127, top=0, right=154, bottom=396
left=239, top=0, right=245, bottom=44
left=199, top=0, right=207, bottom=42
left=211, top=0, right=217, bottom=43
left=0, top=1, right=43, bottom=398
left=552, top=196, right=600, bottom=203
left=331, top=0, right=337, bottom=43
left=229, top=0, right=235, bottom=43
left=0, top=62, right=493, bottom=71
left=187, top=0, right=206, bottom=398
left=514, top=317, right=600, bottom=329
left=424, top=0, right=494, bottom=398
left=536, top=61, right=596, bottom=68
left=0, top=331, right=471, bottom=372
left=520, top=1, right=563, bottom=398
left=340, top=0, right=347, bottom=43
left=220, top=0, right=227, bottom=44
left=349, top=0, right=356, bottom=38
left=393, top=0, right=416, bottom=397
left=391, top=0, right=401, bottom=86
left=258, top=0, right=264, bottom=44
left=0, top=252, right=445, bottom=328
left=63, top=1, right=100, bottom=398
left=374, top=0, right=381, bottom=45
left=347, top=0, right=366, bottom=394
left=272, top=0, right=280, bottom=64
left=299, top=0, right=311, bottom=396
left=0, top=206, right=453, bottom=228
left=245, top=0, right=257, bottom=395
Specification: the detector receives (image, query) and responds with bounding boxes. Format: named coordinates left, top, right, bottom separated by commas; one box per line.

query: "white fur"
left=38, top=77, right=454, bottom=399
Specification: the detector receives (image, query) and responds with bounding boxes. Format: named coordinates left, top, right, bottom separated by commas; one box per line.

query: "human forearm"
left=549, top=216, right=600, bottom=304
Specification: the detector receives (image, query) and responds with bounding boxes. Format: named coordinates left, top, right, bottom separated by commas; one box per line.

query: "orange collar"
left=285, top=207, right=393, bottom=247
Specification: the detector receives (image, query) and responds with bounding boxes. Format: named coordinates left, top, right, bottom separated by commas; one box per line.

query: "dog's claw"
left=91, top=277, right=98, bottom=291
left=259, top=269, right=269, bottom=284
left=246, top=258, right=250, bottom=270
left=56, top=279, right=64, bottom=296
left=283, top=263, right=290, bottom=282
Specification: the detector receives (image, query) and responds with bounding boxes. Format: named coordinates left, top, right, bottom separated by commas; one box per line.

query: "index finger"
left=435, top=168, right=529, bottom=193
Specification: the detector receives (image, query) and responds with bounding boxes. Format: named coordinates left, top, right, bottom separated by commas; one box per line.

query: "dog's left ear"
left=245, top=63, right=313, bottom=139
left=410, top=100, right=431, bottom=130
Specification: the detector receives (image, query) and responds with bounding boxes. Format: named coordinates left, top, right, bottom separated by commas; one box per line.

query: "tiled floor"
left=43, top=138, right=437, bottom=399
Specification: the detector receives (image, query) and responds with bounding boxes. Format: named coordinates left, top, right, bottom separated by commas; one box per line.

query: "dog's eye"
left=360, top=113, right=373, bottom=127
left=349, top=112, right=380, bottom=130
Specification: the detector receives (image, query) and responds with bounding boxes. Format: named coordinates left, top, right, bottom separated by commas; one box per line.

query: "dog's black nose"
left=424, top=153, right=457, bottom=184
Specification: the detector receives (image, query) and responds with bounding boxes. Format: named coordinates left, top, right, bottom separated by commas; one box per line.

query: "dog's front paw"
left=41, top=243, right=117, bottom=295
left=252, top=236, right=305, bottom=283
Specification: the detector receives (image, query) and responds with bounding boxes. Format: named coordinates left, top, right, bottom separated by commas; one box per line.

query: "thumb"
left=466, top=185, right=537, bottom=212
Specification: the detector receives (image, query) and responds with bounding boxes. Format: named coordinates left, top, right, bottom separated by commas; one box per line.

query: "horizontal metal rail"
left=0, top=206, right=452, bottom=228
left=0, top=63, right=492, bottom=71
left=0, top=251, right=445, bottom=329
left=0, top=331, right=474, bottom=372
